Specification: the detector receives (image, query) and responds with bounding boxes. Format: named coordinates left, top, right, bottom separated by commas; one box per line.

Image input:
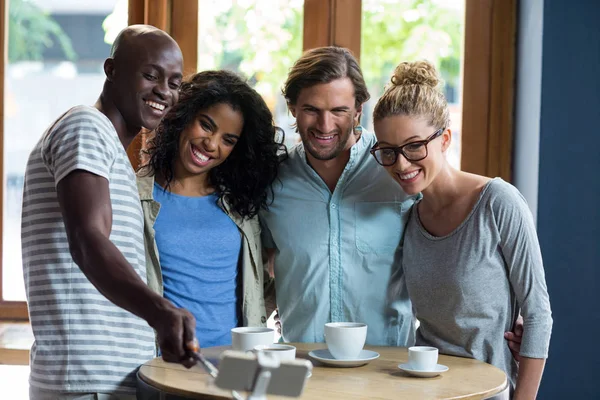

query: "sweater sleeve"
left=490, top=180, right=553, bottom=358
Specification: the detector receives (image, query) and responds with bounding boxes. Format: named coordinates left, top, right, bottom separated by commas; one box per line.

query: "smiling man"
left=259, top=47, right=417, bottom=346
left=22, top=25, right=196, bottom=399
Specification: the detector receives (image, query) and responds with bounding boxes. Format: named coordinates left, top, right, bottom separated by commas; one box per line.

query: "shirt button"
left=261, top=316, right=267, bottom=323
left=330, top=204, right=337, bottom=209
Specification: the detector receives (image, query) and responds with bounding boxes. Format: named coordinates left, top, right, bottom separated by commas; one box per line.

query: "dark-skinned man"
left=21, top=25, right=196, bottom=400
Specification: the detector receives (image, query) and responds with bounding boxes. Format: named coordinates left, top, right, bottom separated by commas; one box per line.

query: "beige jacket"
left=137, top=173, right=274, bottom=327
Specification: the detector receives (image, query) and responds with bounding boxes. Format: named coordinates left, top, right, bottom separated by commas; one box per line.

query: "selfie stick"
left=215, top=350, right=311, bottom=400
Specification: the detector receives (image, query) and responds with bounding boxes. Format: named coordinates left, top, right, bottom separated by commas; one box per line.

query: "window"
left=2, top=0, right=121, bottom=305
left=197, top=0, right=304, bottom=148
left=360, top=0, right=465, bottom=169
left=0, top=0, right=516, bottom=319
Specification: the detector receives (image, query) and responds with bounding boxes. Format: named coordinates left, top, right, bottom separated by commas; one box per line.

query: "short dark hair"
left=144, top=70, right=286, bottom=219
left=282, top=46, right=370, bottom=108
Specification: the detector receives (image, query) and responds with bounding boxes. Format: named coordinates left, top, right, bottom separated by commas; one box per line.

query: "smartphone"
left=215, top=350, right=312, bottom=397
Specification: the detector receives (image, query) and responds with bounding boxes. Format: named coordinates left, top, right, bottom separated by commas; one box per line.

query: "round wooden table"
left=138, top=343, right=507, bottom=399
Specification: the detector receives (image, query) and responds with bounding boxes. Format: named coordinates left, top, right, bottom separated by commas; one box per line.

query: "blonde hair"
left=373, top=60, right=449, bottom=129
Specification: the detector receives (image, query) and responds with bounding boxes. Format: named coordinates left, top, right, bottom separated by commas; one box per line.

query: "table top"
left=138, top=343, right=507, bottom=400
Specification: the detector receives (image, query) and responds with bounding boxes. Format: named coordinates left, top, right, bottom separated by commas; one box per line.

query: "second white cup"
left=408, top=346, right=438, bottom=371
left=231, top=327, right=274, bottom=351
left=253, top=344, right=296, bottom=361
left=324, top=322, right=367, bottom=360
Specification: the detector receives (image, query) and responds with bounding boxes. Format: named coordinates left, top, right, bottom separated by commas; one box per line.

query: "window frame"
left=0, top=0, right=29, bottom=320
left=461, top=0, right=516, bottom=180
left=0, top=0, right=516, bottom=321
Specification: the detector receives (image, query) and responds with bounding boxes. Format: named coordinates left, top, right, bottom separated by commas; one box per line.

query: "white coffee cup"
left=408, top=346, right=438, bottom=371
left=253, top=344, right=296, bottom=361
left=231, top=327, right=274, bottom=351
left=324, top=322, right=367, bottom=360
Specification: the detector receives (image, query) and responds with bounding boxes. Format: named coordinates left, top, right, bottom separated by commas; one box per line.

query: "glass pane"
left=197, top=0, right=304, bottom=148
left=3, top=0, right=125, bottom=301
left=361, top=0, right=465, bottom=169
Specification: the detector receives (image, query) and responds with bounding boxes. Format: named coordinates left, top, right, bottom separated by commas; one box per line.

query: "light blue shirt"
left=153, top=184, right=241, bottom=347
left=260, top=131, right=417, bottom=346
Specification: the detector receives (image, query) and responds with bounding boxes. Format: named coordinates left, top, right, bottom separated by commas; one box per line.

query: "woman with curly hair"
left=137, top=70, right=284, bottom=349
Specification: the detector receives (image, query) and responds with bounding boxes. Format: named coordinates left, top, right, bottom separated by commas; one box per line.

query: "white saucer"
left=398, top=363, right=449, bottom=378
left=308, top=349, right=380, bottom=367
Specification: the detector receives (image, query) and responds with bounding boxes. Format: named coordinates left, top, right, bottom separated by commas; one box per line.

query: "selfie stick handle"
left=246, top=370, right=272, bottom=400
left=246, top=352, right=280, bottom=400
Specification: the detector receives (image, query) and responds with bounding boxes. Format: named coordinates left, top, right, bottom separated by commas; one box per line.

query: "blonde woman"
left=370, top=61, right=552, bottom=399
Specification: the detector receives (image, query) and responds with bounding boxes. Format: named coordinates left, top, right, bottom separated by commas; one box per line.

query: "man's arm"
left=504, top=315, right=524, bottom=361
left=57, top=170, right=196, bottom=367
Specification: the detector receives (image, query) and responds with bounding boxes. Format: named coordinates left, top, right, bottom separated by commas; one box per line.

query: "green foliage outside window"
left=194, top=0, right=462, bottom=103
left=361, top=0, right=463, bottom=98
left=8, top=0, right=76, bottom=63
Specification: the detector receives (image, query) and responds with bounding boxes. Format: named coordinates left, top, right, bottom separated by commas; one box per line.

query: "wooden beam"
left=145, top=0, right=170, bottom=31
left=171, top=0, right=199, bottom=77
left=486, top=0, right=516, bottom=181
left=461, top=0, right=516, bottom=181
left=461, top=0, right=492, bottom=176
left=331, top=0, right=362, bottom=61
left=303, top=0, right=361, bottom=60
left=128, top=0, right=145, bottom=25
left=303, top=0, right=333, bottom=51
left=0, top=303, right=29, bottom=321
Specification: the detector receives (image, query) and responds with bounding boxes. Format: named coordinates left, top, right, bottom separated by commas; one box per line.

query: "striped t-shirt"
left=21, top=106, right=156, bottom=394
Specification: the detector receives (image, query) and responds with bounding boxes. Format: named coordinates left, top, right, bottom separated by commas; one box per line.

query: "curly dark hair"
left=143, top=70, right=286, bottom=219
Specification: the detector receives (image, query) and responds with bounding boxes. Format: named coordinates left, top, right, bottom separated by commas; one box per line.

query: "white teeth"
left=145, top=101, right=165, bottom=111
left=400, top=170, right=419, bottom=180
left=315, top=135, right=334, bottom=140
left=191, top=146, right=209, bottom=162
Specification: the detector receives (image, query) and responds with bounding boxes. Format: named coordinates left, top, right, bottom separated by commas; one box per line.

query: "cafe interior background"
left=0, top=0, right=597, bottom=398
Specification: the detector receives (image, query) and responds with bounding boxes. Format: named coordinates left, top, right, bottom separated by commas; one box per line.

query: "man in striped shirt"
left=22, top=25, right=197, bottom=399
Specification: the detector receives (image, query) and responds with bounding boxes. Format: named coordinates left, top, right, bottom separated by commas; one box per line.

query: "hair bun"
left=391, top=60, right=441, bottom=88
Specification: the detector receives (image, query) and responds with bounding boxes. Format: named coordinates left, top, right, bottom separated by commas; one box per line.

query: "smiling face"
left=175, top=103, right=244, bottom=179
left=289, top=78, right=361, bottom=161
left=373, top=115, right=450, bottom=195
left=110, top=35, right=183, bottom=132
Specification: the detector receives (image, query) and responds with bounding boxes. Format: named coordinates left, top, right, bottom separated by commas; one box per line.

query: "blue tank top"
left=153, top=183, right=241, bottom=347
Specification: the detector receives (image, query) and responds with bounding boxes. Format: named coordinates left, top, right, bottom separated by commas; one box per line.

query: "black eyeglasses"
left=370, top=128, right=445, bottom=166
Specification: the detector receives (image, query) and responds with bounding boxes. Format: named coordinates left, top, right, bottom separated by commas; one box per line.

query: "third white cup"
left=408, top=346, right=438, bottom=371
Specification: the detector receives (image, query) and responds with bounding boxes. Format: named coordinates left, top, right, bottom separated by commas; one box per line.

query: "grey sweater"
left=402, top=178, right=553, bottom=390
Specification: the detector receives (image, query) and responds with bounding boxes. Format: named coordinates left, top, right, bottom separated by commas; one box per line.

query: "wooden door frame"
left=0, top=0, right=29, bottom=320
left=303, top=0, right=362, bottom=59
left=461, top=0, right=517, bottom=180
